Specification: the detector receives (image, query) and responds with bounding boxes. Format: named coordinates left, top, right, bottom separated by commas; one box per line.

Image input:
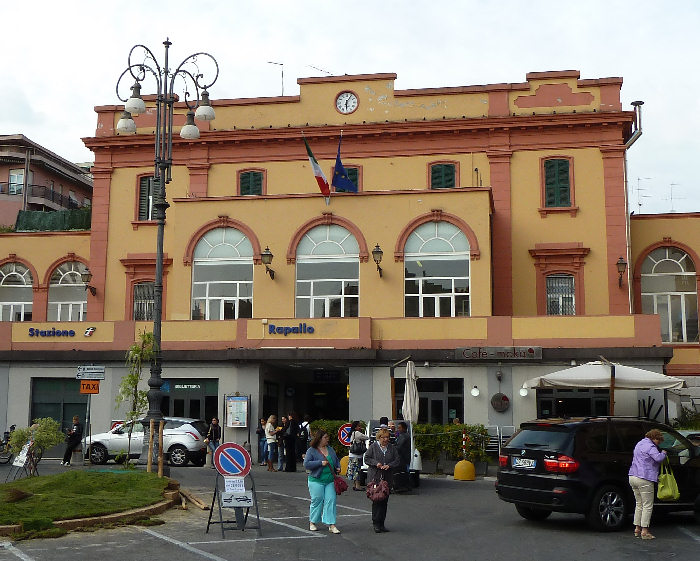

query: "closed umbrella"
left=402, top=360, right=419, bottom=422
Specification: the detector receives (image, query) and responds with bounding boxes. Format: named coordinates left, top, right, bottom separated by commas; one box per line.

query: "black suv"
left=495, top=417, right=700, bottom=531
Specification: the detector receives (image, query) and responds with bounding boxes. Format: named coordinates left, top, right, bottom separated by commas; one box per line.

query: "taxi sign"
left=337, top=422, right=353, bottom=447
left=80, top=380, right=100, bottom=394
left=213, top=443, right=252, bottom=477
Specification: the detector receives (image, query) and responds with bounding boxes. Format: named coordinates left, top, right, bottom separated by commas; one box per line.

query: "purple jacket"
left=628, top=437, right=666, bottom=482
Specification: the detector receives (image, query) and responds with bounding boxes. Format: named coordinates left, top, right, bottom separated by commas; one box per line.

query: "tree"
left=116, top=331, right=155, bottom=466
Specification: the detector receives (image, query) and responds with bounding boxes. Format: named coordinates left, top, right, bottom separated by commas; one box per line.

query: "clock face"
left=336, top=91, right=358, bottom=114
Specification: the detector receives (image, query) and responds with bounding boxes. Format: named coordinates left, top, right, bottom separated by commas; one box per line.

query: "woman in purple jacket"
left=628, top=428, right=666, bottom=539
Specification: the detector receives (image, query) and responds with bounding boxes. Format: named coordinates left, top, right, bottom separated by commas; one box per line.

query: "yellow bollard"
left=339, top=455, right=349, bottom=476
left=453, top=459, right=476, bottom=481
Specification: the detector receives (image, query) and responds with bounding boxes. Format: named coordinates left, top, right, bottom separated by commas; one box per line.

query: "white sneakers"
left=60, top=461, right=71, bottom=466
left=309, top=522, right=318, bottom=531
left=329, top=525, right=340, bottom=534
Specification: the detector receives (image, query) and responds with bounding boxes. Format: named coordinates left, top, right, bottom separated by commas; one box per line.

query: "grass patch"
left=0, top=470, right=168, bottom=526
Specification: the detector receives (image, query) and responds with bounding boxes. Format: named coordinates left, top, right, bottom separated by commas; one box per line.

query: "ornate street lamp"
left=115, top=39, right=219, bottom=460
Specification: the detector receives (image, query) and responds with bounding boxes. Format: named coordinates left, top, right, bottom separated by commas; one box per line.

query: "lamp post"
left=115, top=39, right=219, bottom=459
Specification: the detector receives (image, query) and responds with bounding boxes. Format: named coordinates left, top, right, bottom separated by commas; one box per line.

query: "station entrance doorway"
left=262, top=368, right=348, bottom=420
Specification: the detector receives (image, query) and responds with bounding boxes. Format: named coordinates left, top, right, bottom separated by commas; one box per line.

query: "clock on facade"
left=335, top=91, right=358, bottom=114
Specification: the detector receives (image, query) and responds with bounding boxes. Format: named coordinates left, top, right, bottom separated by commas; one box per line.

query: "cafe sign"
left=456, top=346, right=542, bottom=360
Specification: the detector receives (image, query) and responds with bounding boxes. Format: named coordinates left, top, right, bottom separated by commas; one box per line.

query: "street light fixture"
left=115, top=39, right=219, bottom=460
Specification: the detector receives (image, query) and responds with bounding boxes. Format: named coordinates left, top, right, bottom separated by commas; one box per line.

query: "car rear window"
left=191, top=421, right=208, bottom=435
left=506, top=427, right=573, bottom=452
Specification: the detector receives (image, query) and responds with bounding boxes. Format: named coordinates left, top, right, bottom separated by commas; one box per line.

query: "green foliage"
left=9, top=417, right=65, bottom=455
left=673, top=406, right=700, bottom=429
left=117, top=331, right=155, bottom=465
left=413, top=423, right=490, bottom=466
left=308, top=420, right=349, bottom=458
left=0, top=224, right=14, bottom=233
left=0, top=470, right=168, bottom=526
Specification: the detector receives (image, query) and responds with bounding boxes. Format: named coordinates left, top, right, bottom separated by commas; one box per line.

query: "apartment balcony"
left=0, top=182, right=84, bottom=211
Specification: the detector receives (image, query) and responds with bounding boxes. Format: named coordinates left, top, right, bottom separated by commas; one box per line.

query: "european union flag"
left=331, top=136, right=357, bottom=192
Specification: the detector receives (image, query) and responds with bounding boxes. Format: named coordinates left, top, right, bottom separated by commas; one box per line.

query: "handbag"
left=349, top=433, right=367, bottom=455
left=366, top=474, right=390, bottom=502
left=657, top=458, right=680, bottom=501
left=334, top=475, right=348, bottom=495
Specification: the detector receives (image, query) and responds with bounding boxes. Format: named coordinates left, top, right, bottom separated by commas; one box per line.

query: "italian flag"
left=303, top=136, right=331, bottom=200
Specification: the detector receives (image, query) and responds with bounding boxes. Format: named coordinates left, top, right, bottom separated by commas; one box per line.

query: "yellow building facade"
left=1, top=70, right=695, bottom=448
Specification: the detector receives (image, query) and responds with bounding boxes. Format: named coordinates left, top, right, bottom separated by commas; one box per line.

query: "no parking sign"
left=337, top=423, right=353, bottom=447
left=213, top=443, right=252, bottom=477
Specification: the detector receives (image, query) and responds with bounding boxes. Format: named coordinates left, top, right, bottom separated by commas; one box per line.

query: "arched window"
left=641, top=247, right=698, bottom=343
left=191, top=227, right=253, bottom=320
left=296, top=224, right=359, bottom=318
left=404, top=222, right=470, bottom=317
left=48, top=261, right=88, bottom=321
left=0, top=262, right=33, bottom=321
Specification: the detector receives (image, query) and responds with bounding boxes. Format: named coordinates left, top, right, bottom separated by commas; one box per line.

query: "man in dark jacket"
left=62, top=415, right=83, bottom=466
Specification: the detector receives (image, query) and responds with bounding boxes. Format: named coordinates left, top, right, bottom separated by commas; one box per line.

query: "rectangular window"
left=240, top=171, right=263, bottom=196
left=9, top=169, right=32, bottom=195
left=138, top=177, right=156, bottom=220
left=546, top=274, right=575, bottom=315
left=544, top=159, right=571, bottom=207
left=133, top=282, right=155, bottom=321
left=430, top=164, right=456, bottom=189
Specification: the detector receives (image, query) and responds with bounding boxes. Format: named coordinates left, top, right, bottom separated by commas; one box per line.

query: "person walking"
left=276, top=416, right=287, bottom=471
left=629, top=428, right=667, bottom=540
left=61, top=415, right=83, bottom=466
left=303, top=428, right=342, bottom=534
left=347, top=420, right=369, bottom=491
left=205, top=417, right=221, bottom=468
left=265, top=415, right=279, bottom=471
left=364, top=427, right=400, bottom=532
left=256, top=417, right=267, bottom=466
left=284, top=412, right=299, bottom=472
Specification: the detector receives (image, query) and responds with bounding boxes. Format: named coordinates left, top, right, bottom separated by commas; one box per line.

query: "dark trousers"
left=63, top=438, right=80, bottom=463
left=284, top=437, right=296, bottom=471
left=371, top=498, right=389, bottom=528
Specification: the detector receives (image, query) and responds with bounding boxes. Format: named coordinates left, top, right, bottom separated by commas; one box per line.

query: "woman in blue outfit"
left=303, top=428, right=341, bottom=534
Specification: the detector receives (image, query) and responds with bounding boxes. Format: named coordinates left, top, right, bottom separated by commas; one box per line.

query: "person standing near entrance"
left=303, top=428, right=342, bottom=534
left=61, top=415, right=83, bottom=466
left=284, top=412, right=300, bottom=472
left=205, top=417, right=221, bottom=468
left=365, top=427, right=400, bottom=532
left=265, top=415, right=279, bottom=471
left=276, top=416, right=287, bottom=471
left=256, top=418, right=267, bottom=466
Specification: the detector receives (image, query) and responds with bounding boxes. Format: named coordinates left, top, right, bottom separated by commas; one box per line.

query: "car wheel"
left=89, top=443, right=108, bottom=465
left=587, top=485, right=627, bottom=531
left=515, top=505, right=552, bottom=521
left=169, top=445, right=189, bottom=467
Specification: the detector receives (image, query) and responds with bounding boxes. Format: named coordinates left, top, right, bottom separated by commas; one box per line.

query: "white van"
left=359, top=419, right=421, bottom=488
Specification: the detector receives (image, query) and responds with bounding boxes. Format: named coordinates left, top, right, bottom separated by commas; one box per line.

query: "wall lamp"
left=519, top=384, right=529, bottom=397
left=616, top=256, right=628, bottom=287
left=372, top=243, right=383, bottom=277
left=81, top=268, right=96, bottom=296
left=470, top=385, right=480, bottom=397
left=261, top=246, right=275, bottom=280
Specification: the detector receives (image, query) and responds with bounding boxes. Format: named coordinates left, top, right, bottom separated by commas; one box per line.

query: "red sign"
left=213, top=443, right=252, bottom=477
left=337, top=423, right=353, bottom=446
left=80, top=380, right=100, bottom=394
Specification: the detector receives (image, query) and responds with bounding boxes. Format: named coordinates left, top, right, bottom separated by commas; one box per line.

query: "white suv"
left=83, top=417, right=208, bottom=466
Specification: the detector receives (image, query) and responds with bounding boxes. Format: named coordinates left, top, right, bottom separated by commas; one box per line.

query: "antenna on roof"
left=307, top=65, right=333, bottom=75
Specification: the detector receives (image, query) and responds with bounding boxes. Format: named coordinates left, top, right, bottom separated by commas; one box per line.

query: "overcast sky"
left=3, top=0, right=698, bottom=214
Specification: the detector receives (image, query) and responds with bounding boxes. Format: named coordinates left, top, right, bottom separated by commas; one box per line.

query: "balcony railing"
left=0, top=182, right=84, bottom=210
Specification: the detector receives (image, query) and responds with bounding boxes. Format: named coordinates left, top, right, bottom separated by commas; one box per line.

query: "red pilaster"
left=85, top=164, right=112, bottom=321
left=488, top=149, right=513, bottom=316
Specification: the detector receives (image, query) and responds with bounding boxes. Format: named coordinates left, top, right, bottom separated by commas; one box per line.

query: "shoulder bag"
left=328, top=454, right=348, bottom=495
left=349, top=432, right=367, bottom=455
left=657, top=458, right=680, bottom=501
left=366, top=473, right=390, bottom=502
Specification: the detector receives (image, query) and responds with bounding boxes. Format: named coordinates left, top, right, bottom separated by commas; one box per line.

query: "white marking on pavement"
left=140, top=528, right=230, bottom=561
left=0, top=542, right=36, bottom=561
left=261, top=490, right=371, bottom=513
left=678, top=527, right=700, bottom=542
left=189, top=534, right=323, bottom=545
left=258, top=515, right=321, bottom=535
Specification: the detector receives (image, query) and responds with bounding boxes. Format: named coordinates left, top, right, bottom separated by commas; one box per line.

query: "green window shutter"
left=430, top=164, right=455, bottom=189
left=347, top=167, right=359, bottom=189
left=138, top=177, right=154, bottom=220
left=544, top=159, right=570, bottom=207
left=240, top=171, right=263, bottom=195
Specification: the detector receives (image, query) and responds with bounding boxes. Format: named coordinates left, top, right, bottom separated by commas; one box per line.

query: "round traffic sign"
left=337, top=423, right=353, bottom=447
left=213, top=443, right=252, bottom=477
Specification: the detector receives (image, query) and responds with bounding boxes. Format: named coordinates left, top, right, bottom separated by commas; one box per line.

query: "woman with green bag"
left=628, top=429, right=667, bottom=540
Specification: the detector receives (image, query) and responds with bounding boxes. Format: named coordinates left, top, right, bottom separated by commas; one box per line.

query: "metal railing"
left=0, top=183, right=85, bottom=209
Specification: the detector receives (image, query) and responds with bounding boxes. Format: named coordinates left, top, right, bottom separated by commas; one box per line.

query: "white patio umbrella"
left=401, top=360, right=419, bottom=422
left=524, top=361, right=685, bottom=415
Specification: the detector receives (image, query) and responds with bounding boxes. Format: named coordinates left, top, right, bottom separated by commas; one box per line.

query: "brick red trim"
left=529, top=243, right=590, bottom=315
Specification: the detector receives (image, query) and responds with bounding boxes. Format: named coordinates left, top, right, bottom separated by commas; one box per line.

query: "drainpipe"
left=22, top=148, right=31, bottom=211
left=622, top=101, right=644, bottom=313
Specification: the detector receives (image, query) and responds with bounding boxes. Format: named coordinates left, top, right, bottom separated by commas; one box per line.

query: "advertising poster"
left=226, top=395, right=248, bottom=427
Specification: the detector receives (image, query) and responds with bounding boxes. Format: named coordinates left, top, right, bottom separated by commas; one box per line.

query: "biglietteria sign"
left=268, top=323, right=315, bottom=336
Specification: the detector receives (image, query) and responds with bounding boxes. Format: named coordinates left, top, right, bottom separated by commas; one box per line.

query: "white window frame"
left=48, top=261, right=88, bottom=321
left=0, top=262, right=33, bottom=322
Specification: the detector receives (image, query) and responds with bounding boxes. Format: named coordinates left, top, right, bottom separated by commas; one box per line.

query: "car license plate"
left=512, top=457, right=536, bottom=469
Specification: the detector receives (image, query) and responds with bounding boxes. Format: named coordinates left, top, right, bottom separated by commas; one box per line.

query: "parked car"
left=496, top=417, right=700, bottom=531
left=678, top=430, right=700, bottom=447
left=83, top=417, right=208, bottom=467
left=359, top=419, right=422, bottom=488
